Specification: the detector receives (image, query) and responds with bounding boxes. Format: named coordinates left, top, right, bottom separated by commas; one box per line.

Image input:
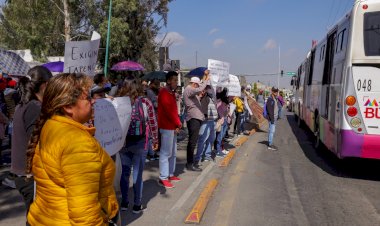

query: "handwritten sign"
left=208, top=59, right=230, bottom=86
left=63, top=31, right=100, bottom=76
left=94, top=97, right=132, bottom=156
left=227, top=74, right=241, bottom=97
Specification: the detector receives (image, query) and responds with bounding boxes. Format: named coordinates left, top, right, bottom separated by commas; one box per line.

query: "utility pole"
left=104, top=0, right=113, bottom=77
left=278, top=45, right=281, bottom=88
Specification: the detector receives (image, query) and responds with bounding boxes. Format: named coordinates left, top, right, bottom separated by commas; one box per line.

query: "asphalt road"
left=201, top=112, right=380, bottom=226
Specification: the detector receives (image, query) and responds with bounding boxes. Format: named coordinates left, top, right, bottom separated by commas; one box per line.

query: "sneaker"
left=153, top=153, right=160, bottom=160
left=2, top=177, right=16, bottom=189
left=168, top=176, right=181, bottom=182
left=202, top=157, right=212, bottom=162
left=222, top=150, right=230, bottom=155
left=132, top=205, right=147, bottom=214
left=158, top=179, right=174, bottom=189
left=216, top=152, right=226, bottom=158
left=268, top=145, right=278, bottom=151
left=186, top=163, right=202, bottom=172
left=120, top=202, right=129, bottom=211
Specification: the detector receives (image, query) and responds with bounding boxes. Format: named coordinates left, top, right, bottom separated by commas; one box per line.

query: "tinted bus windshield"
left=364, top=11, right=380, bottom=56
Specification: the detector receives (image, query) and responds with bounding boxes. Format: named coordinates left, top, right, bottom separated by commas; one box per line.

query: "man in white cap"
left=183, top=71, right=210, bottom=171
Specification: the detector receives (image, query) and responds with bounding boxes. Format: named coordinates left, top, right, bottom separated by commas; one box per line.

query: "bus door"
left=321, top=30, right=337, bottom=149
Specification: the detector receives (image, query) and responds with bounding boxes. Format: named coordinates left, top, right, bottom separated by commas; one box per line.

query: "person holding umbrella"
left=184, top=70, right=210, bottom=171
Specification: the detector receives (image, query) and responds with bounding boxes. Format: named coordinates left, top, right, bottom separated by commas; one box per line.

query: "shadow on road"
left=286, top=113, right=380, bottom=182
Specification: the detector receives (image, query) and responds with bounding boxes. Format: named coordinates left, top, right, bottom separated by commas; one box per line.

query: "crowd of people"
left=0, top=66, right=283, bottom=225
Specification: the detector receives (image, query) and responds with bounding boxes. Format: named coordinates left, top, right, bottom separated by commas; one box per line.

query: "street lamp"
left=104, top=0, right=112, bottom=77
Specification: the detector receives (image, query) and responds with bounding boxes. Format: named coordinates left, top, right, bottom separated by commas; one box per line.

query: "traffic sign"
left=286, top=72, right=296, bottom=76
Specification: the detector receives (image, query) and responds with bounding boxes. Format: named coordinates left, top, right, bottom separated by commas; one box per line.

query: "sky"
left=159, top=0, right=355, bottom=88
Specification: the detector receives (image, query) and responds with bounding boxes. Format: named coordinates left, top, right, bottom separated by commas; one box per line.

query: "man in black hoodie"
left=266, top=87, right=279, bottom=150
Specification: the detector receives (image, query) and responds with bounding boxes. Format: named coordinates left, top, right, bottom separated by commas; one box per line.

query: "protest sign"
left=94, top=97, right=132, bottom=156
left=208, top=59, right=230, bottom=86
left=63, top=31, right=101, bottom=76
left=227, top=74, right=241, bottom=97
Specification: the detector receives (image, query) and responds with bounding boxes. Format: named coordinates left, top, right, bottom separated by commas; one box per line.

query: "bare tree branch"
left=48, top=0, right=65, bottom=15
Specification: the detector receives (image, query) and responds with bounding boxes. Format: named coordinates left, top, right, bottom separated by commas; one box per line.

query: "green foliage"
left=0, top=0, right=171, bottom=70
left=0, top=0, right=64, bottom=60
left=252, top=82, right=258, bottom=97
left=98, top=0, right=172, bottom=72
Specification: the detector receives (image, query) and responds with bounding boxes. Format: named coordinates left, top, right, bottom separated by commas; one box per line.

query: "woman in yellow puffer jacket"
left=25, top=73, right=118, bottom=225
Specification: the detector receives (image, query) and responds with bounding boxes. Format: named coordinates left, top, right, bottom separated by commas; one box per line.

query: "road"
left=201, top=112, right=380, bottom=226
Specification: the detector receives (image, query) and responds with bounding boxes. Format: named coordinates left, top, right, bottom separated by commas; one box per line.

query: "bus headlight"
left=350, top=117, right=361, bottom=128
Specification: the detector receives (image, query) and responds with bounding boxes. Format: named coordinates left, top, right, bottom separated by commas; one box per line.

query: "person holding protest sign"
left=117, top=76, right=158, bottom=214
left=184, top=71, right=210, bottom=171
left=10, top=66, right=52, bottom=216
left=157, top=71, right=182, bottom=189
left=26, top=73, right=119, bottom=225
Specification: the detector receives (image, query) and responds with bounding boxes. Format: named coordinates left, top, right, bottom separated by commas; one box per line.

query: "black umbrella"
left=142, top=71, right=167, bottom=82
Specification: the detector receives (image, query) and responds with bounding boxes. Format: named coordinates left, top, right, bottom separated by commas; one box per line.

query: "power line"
left=326, top=0, right=336, bottom=30
left=332, top=0, right=344, bottom=26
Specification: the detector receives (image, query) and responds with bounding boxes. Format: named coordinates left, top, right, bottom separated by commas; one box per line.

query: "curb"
left=235, top=136, right=248, bottom=147
left=219, top=149, right=236, bottom=167
left=184, top=179, right=219, bottom=224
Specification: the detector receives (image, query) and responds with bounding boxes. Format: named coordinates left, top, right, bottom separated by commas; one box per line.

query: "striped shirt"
left=141, top=97, right=159, bottom=146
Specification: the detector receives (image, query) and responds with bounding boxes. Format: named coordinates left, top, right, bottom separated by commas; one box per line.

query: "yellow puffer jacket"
left=27, top=115, right=118, bottom=226
left=233, top=97, right=244, bottom=113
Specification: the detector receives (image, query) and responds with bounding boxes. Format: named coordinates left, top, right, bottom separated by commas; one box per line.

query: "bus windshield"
left=364, top=11, right=380, bottom=56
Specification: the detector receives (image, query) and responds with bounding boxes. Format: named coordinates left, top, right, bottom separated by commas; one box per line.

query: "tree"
left=97, top=0, right=172, bottom=72
left=253, top=82, right=258, bottom=97
left=0, top=0, right=64, bottom=60
left=0, top=0, right=172, bottom=71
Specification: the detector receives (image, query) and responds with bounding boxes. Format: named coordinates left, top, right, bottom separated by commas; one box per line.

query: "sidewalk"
left=0, top=118, right=258, bottom=226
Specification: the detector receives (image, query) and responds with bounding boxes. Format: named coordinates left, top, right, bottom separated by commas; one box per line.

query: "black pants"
left=15, top=177, right=34, bottom=214
left=186, top=118, right=202, bottom=164
left=234, top=112, right=243, bottom=134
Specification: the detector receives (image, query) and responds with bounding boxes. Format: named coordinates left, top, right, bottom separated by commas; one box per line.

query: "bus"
left=293, top=0, right=380, bottom=160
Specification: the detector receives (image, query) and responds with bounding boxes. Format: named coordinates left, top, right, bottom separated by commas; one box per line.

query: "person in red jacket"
left=157, top=71, right=182, bottom=189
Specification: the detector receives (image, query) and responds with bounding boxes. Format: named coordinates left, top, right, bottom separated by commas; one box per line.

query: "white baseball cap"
left=190, top=77, right=201, bottom=84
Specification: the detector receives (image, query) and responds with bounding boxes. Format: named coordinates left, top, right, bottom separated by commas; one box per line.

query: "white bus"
left=293, top=0, right=380, bottom=159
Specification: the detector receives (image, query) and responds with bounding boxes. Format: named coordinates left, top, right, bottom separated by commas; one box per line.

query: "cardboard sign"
left=63, top=31, right=101, bottom=76
left=208, top=59, right=230, bottom=86
left=94, top=97, right=132, bottom=156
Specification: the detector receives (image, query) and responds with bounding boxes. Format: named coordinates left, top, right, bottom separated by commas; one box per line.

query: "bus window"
left=340, top=29, right=346, bottom=51
left=364, top=12, right=380, bottom=56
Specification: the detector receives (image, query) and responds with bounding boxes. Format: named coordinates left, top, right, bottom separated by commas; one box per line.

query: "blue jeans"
left=195, top=120, right=216, bottom=162
left=119, top=140, right=147, bottom=206
left=147, top=138, right=154, bottom=156
left=216, top=120, right=228, bottom=153
left=159, top=129, right=177, bottom=180
left=268, top=122, right=276, bottom=146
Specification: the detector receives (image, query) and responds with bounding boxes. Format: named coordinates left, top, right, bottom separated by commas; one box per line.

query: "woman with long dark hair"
left=117, top=77, right=158, bottom=213
left=10, top=66, right=52, bottom=214
left=26, top=73, right=118, bottom=225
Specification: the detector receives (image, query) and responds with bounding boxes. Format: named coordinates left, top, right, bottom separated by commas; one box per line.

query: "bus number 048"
left=357, top=79, right=372, bottom=92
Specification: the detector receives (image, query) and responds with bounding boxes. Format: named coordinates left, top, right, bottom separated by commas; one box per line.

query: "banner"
left=94, top=97, right=132, bottom=156
left=63, top=31, right=101, bottom=76
left=208, top=59, right=230, bottom=86
left=227, top=74, right=241, bottom=97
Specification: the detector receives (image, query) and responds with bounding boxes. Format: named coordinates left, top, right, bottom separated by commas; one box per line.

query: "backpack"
left=126, top=97, right=146, bottom=142
left=263, top=101, right=268, bottom=118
